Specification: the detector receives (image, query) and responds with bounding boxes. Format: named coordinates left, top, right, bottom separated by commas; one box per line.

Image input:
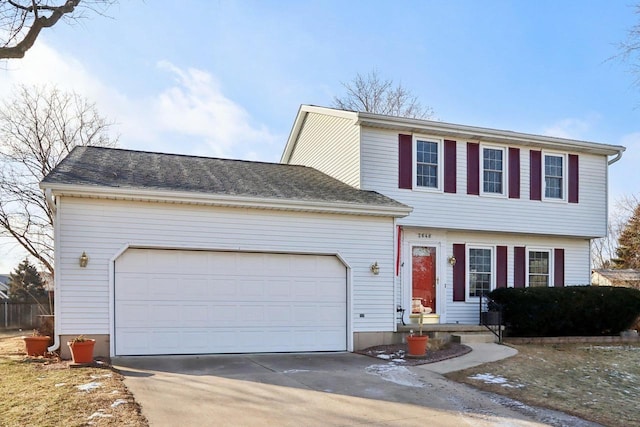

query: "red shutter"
left=444, top=140, right=457, bottom=193
left=514, top=246, right=526, bottom=288
left=568, top=154, right=579, bottom=203
left=529, top=150, right=542, bottom=200
left=453, top=244, right=466, bottom=302
left=508, top=148, right=520, bottom=199
left=398, top=134, right=413, bottom=189
left=466, top=143, right=479, bottom=195
left=496, top=246, right=508, bottom=288
left=554, top=248, right=565, bottom=287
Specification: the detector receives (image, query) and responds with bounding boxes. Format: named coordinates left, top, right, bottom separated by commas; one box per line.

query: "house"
left=40, top=105, right=624, bottom=358
left=0, top=274, right=9, bottom=299
left=592, top=269, right=640, bottom=290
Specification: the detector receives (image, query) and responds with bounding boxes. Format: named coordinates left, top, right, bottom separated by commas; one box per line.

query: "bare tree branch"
left=613, top=4, right=640, bottom=90
left=0, top=84, right=117, bottom=277
left=0, top=0, right=114, bottom=59
left=333, top=70, right=435, bottom=119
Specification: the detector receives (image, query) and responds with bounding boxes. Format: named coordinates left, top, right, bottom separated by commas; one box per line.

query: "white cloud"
left=0, top=44, right=283, bottom=268
left=152, top=60, right=281, bottom=159
left=542, top=115, right=600, bottom=140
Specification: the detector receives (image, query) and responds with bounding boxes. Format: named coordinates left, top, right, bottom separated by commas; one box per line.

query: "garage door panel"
left=115, top=249, right=347, bottom=355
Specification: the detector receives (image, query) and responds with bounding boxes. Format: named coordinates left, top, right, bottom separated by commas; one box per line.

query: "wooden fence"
left=0, top=302, right=50, bottom=330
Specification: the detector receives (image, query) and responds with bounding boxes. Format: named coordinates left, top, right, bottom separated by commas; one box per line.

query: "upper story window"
left=528, top=249, right=551, bottom=287
left=468, top=246, right=494, bottom=298
left=544, top=153, right=565, bottom=200
left=414, top=137, right=442, bottom=191
left=481, top=146, right=506, bottom=195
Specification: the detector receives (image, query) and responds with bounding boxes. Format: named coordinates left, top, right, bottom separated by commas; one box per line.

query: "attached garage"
left=115, top=248, right=347, bottom=356
left=41, top=147, right=411, bottom=358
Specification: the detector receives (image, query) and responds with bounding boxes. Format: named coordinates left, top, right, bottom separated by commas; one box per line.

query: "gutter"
left=40, top=184, right=413, bottom=218
left=607, top=148, right=625, bottom=165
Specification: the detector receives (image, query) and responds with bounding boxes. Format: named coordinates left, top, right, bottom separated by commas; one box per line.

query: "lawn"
left=446, top=343, right=640, bottom=427
left=0, top=331, right=148, bottom=427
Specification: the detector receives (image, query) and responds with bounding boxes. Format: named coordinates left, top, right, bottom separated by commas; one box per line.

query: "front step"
left=451, top=332, right=497, bottom=344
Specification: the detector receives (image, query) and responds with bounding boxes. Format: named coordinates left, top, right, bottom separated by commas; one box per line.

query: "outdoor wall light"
left=370, top=261, right=380, bottom=275
left=448, top=256, right=457, bottom=266
left=79, top=252, right=89, bottom=268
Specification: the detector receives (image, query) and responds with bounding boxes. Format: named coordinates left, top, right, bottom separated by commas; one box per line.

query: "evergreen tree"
left=612, top=203, right=640, bottom=269
left=7, top=259, right=46, bottom=303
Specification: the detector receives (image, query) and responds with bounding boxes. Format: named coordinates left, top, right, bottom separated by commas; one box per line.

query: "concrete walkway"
left=417, top=342, right=519, bottom=374
left=114, top=344, right=601, bottom=427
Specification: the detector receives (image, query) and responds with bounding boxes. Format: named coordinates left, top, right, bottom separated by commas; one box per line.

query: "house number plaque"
left=417, top=233, right=432, bottom=239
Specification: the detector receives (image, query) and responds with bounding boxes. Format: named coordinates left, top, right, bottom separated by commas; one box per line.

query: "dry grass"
left=0, top=330, right=148, bottom=427
left=446, top=343, right=640, bottom=427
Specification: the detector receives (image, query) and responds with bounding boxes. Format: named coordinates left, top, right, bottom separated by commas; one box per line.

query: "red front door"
left=412, top=246, right=436, bottom=312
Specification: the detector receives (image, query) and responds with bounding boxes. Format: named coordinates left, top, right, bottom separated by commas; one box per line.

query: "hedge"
left=489, top=286, right=640, bottom=337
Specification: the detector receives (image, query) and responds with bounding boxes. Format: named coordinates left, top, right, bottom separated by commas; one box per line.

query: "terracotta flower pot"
left=67, top=339, right=96, bottom=364
left=406, top=335, right=428, bottom=357
left=23, top=336, right=51, bottom=357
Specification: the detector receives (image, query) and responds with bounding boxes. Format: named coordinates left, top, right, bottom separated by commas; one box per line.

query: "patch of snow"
left=376, top=354, right=391, bottom=360
left=469, top=373, right=524, bottom=388
left=87, top=410, right=112, bottom=420
left=54, top=383, right=66, bottom=387
left=366, top=363, right=424, bottom=388
left=392, top=359, right=406, bottom=363
left=90, top=373, right=112, bottom=379
left=111, top=399, right=128, bottom=408
left=77, top=381, right=102, bottom=392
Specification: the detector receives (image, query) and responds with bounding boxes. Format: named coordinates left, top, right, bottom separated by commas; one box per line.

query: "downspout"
left=44, top=189, right=61, bottom=353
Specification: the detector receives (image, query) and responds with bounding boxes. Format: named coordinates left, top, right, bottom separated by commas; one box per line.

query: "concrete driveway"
left=114, top=352, right=600, bottom=427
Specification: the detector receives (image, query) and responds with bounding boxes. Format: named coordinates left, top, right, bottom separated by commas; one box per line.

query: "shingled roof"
left=41, top=146, right=409, bottom=213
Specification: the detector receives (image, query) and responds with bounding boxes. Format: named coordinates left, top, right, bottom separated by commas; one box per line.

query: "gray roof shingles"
left=41, top=146, right=408, bottom=210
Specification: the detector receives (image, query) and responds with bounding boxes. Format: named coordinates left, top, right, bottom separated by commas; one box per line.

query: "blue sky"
left=1, top=0, right=639, bottom=271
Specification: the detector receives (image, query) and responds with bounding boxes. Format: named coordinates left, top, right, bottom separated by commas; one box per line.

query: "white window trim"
left=480, top=144, right=507, bottom=198
left=542, top=151, right=567, bottom=203
left=466, top=245, right=495, bottom=301
left=526, top=248, right=553, bottom=288
left=413, top=135, right=443, bottom=192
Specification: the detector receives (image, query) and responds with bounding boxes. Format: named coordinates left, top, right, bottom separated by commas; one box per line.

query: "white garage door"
left=114, top=249, right=347, bottom=356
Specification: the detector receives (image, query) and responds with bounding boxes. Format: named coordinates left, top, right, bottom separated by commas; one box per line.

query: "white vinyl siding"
left=361, top=127, right=608, bottom=238
left=441, top=231, right=591, bottom=324
left=55, top=197, right=395, bottom=338
left=287, top=112, right=361, bottom=188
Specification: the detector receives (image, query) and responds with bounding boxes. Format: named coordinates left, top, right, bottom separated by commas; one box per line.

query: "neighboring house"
left=592, top=269, right=640, bottom=290
left=40, top=106, right=624, bottom=358
left=0, top=274, right=9, bottom=299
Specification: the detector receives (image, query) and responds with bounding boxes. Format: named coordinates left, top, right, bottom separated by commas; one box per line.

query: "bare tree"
left=615, top=4, right=640, bottom=88
left=333, top=70, right=435, bottom=119
left=0, top=0, right=114, bottom=59
left=0, top=84, right=117, bottom=276
left=592, top=194, right=640, bottom=268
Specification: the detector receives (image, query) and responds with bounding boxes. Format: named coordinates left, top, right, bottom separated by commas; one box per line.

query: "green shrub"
left=489, top=286, right=640, bottom=337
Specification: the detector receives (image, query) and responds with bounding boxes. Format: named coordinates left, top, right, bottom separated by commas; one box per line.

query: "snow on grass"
left=469, top=373, right=524, bottom=388
left=111, top=399, right=128, bottom=408
left=77, top=381, right=102, bottom=392
left=366, top=364, right=424, bottom=388
left=87, top=409, right=112, bottom=420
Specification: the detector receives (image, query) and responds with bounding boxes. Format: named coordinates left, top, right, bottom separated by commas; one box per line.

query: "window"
left=544, top=154, right=565, bottom=200
left=482, top=146, right=505, bottom=195
left=528, top=250, right=550, bottom=287
left=415, top=137, right=442, bottom=190
left=468, top=247, right=493, bottom=298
